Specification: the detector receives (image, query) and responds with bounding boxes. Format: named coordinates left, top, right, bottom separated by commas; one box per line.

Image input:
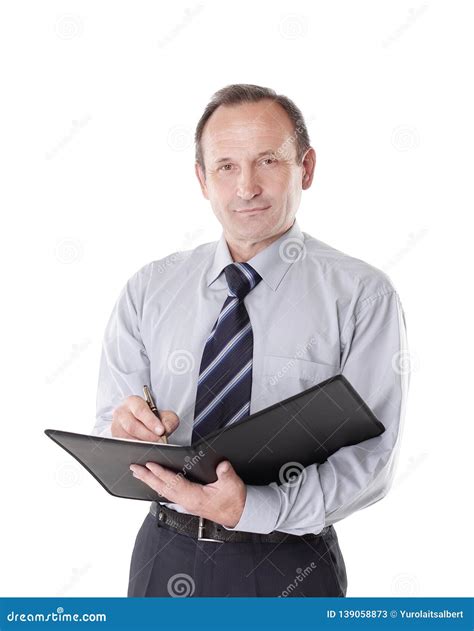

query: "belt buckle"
left=197, top=516, right=224, bottom=543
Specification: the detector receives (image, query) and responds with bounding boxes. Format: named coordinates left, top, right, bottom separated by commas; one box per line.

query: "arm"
left=224, top=290, right=409, bottom=535
left=92, top=267, right=151, bottom=438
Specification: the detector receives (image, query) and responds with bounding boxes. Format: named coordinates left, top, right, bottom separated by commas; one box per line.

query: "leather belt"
left=149, top=502, right=326, bottom=544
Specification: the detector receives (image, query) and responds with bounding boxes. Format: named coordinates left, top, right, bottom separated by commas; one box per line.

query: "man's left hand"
left=129, top=460, right=246, bottom=528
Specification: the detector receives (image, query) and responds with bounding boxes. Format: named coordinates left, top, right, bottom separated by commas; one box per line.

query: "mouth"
left=233, top=205, right=271, bottom=214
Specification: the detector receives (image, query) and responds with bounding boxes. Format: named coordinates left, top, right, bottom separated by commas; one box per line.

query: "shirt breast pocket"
left=262, top=355, right=340, bottom=402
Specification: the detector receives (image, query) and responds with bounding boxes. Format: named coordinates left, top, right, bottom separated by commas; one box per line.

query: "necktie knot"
left=224, top=263, right=262, bottom=300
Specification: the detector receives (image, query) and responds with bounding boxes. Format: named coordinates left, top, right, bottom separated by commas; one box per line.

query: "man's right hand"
left=111, top=395, right=179, bottom=442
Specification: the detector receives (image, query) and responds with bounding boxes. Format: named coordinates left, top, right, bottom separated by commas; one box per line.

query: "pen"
left=143, top=385, right=168, bottom=444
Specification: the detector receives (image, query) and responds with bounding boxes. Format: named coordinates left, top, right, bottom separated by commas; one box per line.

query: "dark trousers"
left=127, top=512, right=347, bottom=597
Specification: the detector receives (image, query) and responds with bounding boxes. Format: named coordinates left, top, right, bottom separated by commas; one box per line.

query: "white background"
left=0, top=0, right=472, bottom=597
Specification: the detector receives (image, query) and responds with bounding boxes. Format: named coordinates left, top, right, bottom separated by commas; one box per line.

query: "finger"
left=205, top=461, right=239, bottom=491
left=111, top=422, right=136, bottom=440
left=127, top=396, right=166, bottom=436
left=159, top=410, right=180, bottom=436
left=144, top=462, right=202, bottom=509
left=216, top=460, right=232, bottom=477
left=119, top=409, right=164, bottom=442
left=130, top=464, right=179, bottom=501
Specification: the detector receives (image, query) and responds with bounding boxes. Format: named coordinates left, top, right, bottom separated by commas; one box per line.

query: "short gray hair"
left=194, top=83, right=311, bottom=174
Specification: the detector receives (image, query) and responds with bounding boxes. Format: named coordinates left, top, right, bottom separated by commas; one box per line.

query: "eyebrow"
left=213, top=150, right=276, bottom=165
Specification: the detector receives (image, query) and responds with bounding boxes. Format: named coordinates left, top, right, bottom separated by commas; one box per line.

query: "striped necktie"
left=191, top=262, right=262, bottom=443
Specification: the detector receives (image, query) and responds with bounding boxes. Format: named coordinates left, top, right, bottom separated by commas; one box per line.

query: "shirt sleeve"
left=224, top=289, right=409, bottom=535
left=91, top=267, right=151, bottom=437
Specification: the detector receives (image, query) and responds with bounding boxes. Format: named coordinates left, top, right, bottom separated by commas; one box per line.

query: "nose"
left=236, top=165, right=262, bottom=200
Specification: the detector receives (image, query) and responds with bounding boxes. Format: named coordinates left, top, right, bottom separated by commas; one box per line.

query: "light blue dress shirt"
left=92, top=219, right=409, bottom=536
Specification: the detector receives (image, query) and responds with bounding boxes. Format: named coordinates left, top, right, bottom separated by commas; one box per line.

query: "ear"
left=195, top=162, right=209, bottom=200
left=301, top=147, right=316, bottom=190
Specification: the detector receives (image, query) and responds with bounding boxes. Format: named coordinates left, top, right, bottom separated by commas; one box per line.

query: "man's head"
left=194, top=84, right=316, bottom=254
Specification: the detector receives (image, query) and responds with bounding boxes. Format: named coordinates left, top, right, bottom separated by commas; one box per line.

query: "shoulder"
left=301, top=230, right=397, bottom=305
left=126, top=239, right=217, bottom=290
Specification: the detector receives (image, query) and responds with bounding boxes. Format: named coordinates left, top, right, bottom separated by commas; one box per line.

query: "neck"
left=226, top=221, right=295, bottom=263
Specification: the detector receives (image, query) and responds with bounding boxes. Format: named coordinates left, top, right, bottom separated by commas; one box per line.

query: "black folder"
left=45, top=374, right=384, bottom=502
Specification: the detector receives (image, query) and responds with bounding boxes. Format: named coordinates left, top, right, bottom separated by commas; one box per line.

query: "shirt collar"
left=206, top=219, right=304, bottom=292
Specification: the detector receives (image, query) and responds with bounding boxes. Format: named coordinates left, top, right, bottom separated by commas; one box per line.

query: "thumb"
left=216, top=460, right=232, bottom=477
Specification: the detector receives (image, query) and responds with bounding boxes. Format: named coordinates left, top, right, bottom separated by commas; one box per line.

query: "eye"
left=219, top=163, right=233, bottom=172
left=262, top=157, right=277, bottom=166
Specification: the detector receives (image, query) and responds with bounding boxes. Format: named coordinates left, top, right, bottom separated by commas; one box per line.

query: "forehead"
left=201, top=100, right=296, bottom=161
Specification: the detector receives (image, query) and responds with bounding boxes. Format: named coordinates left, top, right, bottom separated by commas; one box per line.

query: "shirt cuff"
left=222, top=484, right=281, bottom=534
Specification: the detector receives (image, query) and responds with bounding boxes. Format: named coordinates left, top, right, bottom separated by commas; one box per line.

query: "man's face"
left=195, top=100, right=314, bottom=243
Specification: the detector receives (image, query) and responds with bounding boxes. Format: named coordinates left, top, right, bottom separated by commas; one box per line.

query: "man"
left=93, top=84, right=409, bottom=597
